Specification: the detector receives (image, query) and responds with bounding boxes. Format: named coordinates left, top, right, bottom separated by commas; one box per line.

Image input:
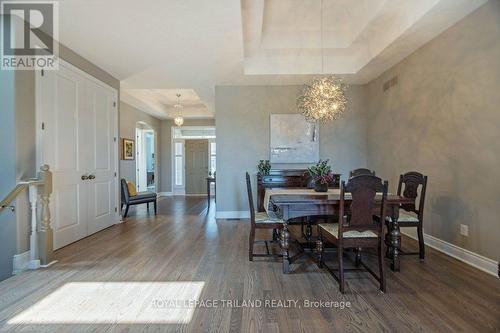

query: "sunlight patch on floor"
left=8, top=281, right=205, bottom=324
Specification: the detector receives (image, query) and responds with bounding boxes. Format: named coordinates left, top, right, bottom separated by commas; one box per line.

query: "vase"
left=314, top=181, right=328, bottom=192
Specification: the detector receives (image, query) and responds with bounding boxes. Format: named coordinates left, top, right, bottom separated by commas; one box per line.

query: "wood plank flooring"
left=0, top=196, right=498, bottom=332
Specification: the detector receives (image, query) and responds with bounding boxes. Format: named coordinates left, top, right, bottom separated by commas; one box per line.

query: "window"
left=209, top=141, right=216, bottom=175
left=174, top=141, right=183, bottom=186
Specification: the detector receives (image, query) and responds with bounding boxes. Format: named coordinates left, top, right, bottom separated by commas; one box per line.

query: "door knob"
left=88, top=174, right=96, bottom=180
left=81, top=175, right=89, bottom=180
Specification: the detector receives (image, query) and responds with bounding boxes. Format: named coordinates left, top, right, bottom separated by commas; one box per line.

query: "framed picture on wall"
left=122, top=138, right=135, bottom=160
left=270, top=114, right=319, bottom=163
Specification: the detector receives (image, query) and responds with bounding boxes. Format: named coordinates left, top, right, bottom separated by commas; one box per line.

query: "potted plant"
left=308, top=159, right=333, bottom=192
left=257, top=160, right=271, bottom=175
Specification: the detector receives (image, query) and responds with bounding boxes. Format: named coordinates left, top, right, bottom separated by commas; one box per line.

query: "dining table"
left=264, top=188, right=414, bottom=273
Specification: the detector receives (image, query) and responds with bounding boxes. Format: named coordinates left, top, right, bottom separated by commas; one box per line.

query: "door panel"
left=40, top=63, right=88, bottom=249
left=86, top=80, right=117, bottom=235
left=39, top=61, right=118, bottom=249
left=185, top=140, right=208, bottom=194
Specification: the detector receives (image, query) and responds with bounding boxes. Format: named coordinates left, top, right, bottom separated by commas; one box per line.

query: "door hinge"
left=41, top=122, right=45, bottom=130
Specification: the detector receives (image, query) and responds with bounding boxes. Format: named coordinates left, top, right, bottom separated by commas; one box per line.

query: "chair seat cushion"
left=319, top=223, right=378, bottom=238
left=255, top=211, right=284, bottom=224
left=130, top=192, right=157, bottom=202
left=386, top=211, right=419, bottom=223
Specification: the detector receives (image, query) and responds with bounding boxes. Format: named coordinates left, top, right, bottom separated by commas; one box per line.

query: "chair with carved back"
left=301, top=170, right=339, bottom=242
left=317, top=175, right=388, bottom=293
left=246, top=172, right=284, bottom=261
left=349, top=168, right=376, bottom=178
left=386, top=171, right=428, bottom=260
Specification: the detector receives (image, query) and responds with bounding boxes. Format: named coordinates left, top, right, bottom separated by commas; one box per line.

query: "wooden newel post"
left=38, top=164, right=54, bottom=265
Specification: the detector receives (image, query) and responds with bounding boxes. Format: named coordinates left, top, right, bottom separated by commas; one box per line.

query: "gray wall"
left=215, top=85, right=368, bottom=213
left=0, top=18, right=120, bottom=276
left=365, top=1, right=500, bottom=260
left=119, top=102, right=162, bottom=189
left=0, top=67, right=18, bottom=280
left=160, top=118, right=216, bottom=193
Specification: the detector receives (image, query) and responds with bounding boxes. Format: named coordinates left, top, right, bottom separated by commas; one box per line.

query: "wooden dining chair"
left=246, top=172, right=284, bottom=261
left=349, top=168, right=376, bottom=178
left=317, top=175, right=388, bottom=293
left=386, top=171, right=428, bottom=260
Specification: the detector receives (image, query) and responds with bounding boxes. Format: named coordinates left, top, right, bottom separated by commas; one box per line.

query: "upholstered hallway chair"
left=121, top=179, right=157, bottom=218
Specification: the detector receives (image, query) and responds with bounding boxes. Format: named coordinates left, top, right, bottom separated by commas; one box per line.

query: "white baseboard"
left=40, top=260, right=58, bottom=268
left=158, top=192, right=173, bottom=197
left=402, top=231, right=498, bottom=277
left=12, top=251, right=40, bottom=275
left=216, top=211, right=250, bottom=219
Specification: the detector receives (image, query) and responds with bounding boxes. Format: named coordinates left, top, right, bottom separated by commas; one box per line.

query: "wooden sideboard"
left=256, top=169, right=341, bottom=212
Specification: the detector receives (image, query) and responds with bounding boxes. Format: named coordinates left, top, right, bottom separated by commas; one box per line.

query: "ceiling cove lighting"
left=174, top=93, right=184, bottom=127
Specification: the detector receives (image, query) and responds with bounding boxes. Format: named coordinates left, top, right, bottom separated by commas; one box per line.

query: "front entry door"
left=185, top=140, right=208, bottom=194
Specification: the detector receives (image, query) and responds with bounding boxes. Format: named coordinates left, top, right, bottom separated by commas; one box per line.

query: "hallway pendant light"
left=174, top=93, right=184, bottom=127
left=174, top=115, right=184, bottom=127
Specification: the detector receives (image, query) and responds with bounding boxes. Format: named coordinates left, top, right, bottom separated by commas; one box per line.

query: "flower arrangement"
left=257, top=160, right=271, bottom=175
left=308, top=159, right=333, bottom=192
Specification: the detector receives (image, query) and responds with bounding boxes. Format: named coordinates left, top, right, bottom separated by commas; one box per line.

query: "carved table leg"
left=316, top=236, right=324, bottom=268
left=281, top=223, right=290, bottom=274
left=389, top=215, right=401, bottom=272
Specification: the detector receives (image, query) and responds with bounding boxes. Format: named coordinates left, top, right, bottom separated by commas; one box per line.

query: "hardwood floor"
left=0, top=196, right=498, bottom=332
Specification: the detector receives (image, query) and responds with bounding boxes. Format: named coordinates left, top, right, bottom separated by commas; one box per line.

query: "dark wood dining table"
left=265, top=188, right=414, bottom=273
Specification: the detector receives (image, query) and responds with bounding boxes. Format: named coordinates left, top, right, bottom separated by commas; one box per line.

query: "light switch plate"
left=460, top=224, right=469, bottom=237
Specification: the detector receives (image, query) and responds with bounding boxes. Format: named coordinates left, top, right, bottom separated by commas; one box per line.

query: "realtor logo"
left=1, top=1, right=59, bottom=70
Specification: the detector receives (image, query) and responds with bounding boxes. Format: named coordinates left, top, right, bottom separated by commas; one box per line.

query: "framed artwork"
left=270, top=114, right=319, bottom=163
left=122, top=138, right=135, bottom=160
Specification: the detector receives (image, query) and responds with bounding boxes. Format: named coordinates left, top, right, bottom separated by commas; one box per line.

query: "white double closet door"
left=37, top=61, right=119, bottom=250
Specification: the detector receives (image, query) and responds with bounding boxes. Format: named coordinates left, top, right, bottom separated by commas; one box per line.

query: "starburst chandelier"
left=174, top=93, right=184, bottom=127
left=297, top=76, right=348, bottom=122
left=296, top=0, right=348, bottom=123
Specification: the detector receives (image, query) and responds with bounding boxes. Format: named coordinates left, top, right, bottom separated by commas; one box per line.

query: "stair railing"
left=0, top=165, right=54, bottom=267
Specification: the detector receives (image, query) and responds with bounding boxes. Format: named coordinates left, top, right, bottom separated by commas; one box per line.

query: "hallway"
left=0, top=197, right=498, bottom=332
